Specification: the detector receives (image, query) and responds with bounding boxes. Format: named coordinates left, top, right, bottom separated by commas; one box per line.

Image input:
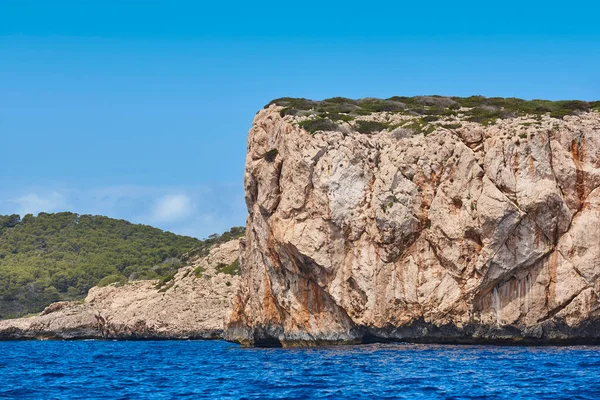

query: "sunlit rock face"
left=226, top=100, right=600, bottom=347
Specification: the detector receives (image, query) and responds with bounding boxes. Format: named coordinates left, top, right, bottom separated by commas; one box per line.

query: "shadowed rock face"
left=225, top=103, right=600, bottom=347
left=0, top=240, right=241, bottom=340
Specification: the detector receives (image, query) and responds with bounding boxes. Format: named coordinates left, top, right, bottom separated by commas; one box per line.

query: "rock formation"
left=226, top=97, right=600, bottom=346
left=0, top=239, right=241, bottom=340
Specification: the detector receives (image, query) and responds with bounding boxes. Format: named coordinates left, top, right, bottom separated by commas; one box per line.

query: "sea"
left=1, top=340, right=599, bottom=399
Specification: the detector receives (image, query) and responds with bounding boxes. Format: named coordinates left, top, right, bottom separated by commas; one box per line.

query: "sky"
left=1, top=0, right=599, bottom=239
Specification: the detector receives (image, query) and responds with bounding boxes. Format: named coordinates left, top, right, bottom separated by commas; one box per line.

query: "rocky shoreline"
left=0, top=240, right=241, bottom=341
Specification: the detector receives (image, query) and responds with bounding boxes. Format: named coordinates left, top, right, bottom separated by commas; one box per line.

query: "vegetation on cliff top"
left=267, top=96, right=600, bottom=134
left=0, top=212, right=244, bottom=319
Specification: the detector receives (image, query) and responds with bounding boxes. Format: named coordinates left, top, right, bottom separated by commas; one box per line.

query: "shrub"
left=322, top=97, right=358, bottom=104
left=456, top=97, right=592, bottom=120
left=216, top=259, right=240, bottom=275
left=155, top=273, right=175, bottom=290
left=413, top=96, right=458, bottom=108
left=98, top=274, right=128, bottom=287
left=299, top=118, right=339, bottom=134
left=453, top=95, right=487, bottom=108
left=354, top=120, right=389, bottom=134
left=267, top=95, right=600, bottom=135
left=357, top=98, right=405, bottom=113
left=403, top=119, right=436, bottom=135
left=267, top=98, right=319, bottom=116
left=440, top=123, right=462, bottom=129
left=194, top=266, right=205, bottom=278
left=324, top=112, right=354, bottom=122
left=548, top=101, right=589, bottom=118
left=319, top=98, right=360, bottom=114
left=467, top=107, right=510, bottom=125
left=157, top=282, right=174, bottom=293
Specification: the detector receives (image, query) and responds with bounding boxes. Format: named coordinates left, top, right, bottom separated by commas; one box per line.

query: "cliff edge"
left=226, top=96, right=600, bottom=346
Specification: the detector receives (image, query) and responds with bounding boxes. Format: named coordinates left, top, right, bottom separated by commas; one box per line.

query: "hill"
left=0, top=212, right=243, bottom=319
left=0, top=238, right=242, bottom=339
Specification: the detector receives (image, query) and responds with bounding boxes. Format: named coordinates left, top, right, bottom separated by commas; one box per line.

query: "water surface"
left=1, top=340, right=599, bottom=399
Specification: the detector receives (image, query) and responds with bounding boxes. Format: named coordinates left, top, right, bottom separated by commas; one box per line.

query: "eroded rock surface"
left=226, top=104, right=600, bottom=346
left=0, top=240, right=241, bottom=340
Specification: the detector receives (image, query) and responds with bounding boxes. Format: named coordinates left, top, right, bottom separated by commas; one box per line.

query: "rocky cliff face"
left=0, top=240, right=241, bottom=340
left=226, top=98, right=600, bottom=346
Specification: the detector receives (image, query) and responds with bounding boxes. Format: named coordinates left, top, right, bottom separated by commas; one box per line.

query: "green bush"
left=98, top=274, right=128, bottom=287
left=440, top=123, right=462, bottom=129
left=267, top=96, right=599, bottom=129
left=216, top=259, right=240, bottom=276
left=453, top=95, right=489, bottom=108
left=549, top=101, right=590, bottom=118
left=403, top=119, right=436, bottom=135
left=299, top=118, right=339, bottom=134
left=321, top=97, right=358, bottom=104
left=155, top=273, right=175, bottom=290
left=194, top=266, right=205, bottom=278
left=157, top=282, right=174, bottom=293
left=354, top=120, right=389, bottom=134
left=323, top=112, right=354, bottom=122
left=455, top=97, right=591, bottom=119
left=357, top=98, right=405, bottom=113
left=267, top=97, right=319, bottom=116
left=467, top=107, right=512, bottom=125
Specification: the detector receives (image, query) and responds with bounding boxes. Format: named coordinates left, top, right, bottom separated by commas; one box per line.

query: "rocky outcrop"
left=0, top=240, right=241, bottom=340
left=226, top=101, right=600, bottom=346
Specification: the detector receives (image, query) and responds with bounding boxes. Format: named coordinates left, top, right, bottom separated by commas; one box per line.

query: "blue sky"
left=1, top=1, right=598, bottom=238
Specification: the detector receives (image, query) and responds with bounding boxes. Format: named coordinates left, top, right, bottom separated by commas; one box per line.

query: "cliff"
left=0, top=239, right=241, bottom=340
left=225, top=96, right=600, bottom=346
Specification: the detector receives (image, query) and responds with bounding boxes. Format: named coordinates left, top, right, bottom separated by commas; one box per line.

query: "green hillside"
left=0, top=212, right=244, bottom=319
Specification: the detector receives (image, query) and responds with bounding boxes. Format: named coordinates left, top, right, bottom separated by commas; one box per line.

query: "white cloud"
left=150, top=194, right=193, bottom=222
left=10, top=192, right=66, bottom=215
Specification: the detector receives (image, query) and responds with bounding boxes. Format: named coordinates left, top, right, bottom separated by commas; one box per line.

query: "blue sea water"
left=1, top=341, right=600, bottom=399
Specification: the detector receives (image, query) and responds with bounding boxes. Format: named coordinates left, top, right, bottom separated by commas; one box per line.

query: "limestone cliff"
left=0, top=239, right=241, bottom=340
left=226, top=97, right=600, bottom=346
